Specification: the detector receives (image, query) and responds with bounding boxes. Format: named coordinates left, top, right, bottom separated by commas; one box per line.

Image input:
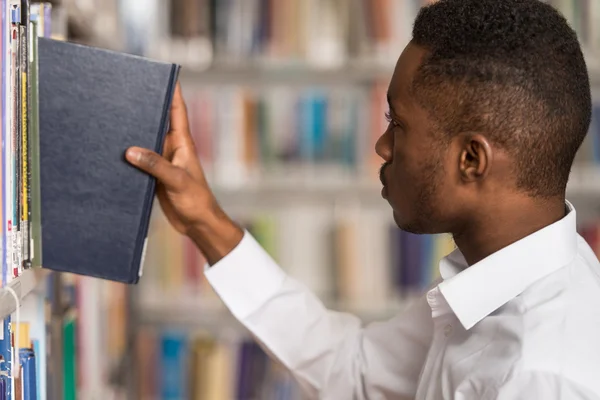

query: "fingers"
left=167, top=82, right=194, bottom=151
left=126, top=146, right=188, bottom=190
left=171, top=82, right=189, bottom=131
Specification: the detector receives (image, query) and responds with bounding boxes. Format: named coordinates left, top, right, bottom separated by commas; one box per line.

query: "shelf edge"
left=0, top=270, right=38, bottom=320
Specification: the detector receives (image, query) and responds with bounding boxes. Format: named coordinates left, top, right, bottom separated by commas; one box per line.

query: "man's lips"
left=379, top=162, right=389, bottom=186
left=379, top=162, right=389, bottom=198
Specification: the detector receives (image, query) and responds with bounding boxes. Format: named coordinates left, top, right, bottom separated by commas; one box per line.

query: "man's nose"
left=375, top=127, right=393, bottom=162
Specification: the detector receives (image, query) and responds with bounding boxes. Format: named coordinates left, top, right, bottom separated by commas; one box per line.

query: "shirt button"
left=444, top=324, right=453, bottom=337
left=427, top=291, right=436, bottom=301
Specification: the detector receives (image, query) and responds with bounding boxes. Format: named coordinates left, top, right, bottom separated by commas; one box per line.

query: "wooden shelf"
left=177, top=61, right=600, bottom=87
left=205, top=165, right=600, bottom=209
left=179, top=63, right=394, bottom=86
left=136, top=292, right=412, bottom=331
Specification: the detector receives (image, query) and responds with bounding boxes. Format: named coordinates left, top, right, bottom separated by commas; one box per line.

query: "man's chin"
left=393, top=210, right=414, bottom=232
left=392, top=210, right=429, bottom=235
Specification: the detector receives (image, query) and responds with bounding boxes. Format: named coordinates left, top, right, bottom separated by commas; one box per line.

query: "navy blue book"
left=37, top=37, right=180, bottom=284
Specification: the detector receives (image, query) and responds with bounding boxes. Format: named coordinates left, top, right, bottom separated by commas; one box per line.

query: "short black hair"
left=411, top=0, right=591, bottom=198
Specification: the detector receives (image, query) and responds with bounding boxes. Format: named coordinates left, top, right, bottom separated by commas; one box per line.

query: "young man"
left=126, top=0, right=600, bottom=398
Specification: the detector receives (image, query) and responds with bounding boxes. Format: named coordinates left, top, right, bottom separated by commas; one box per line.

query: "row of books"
left=136, top=327, right=303, bottom=400
left=183, top=85, right=600, bottom=190
left=185, top=83, right=392, bottom=188
left=119, top=0, right=436, bottom=69
left=0, top=276, right=55, bottom=400
left=0, top=318, right=41, bottom=400
left=45, top=273, right=130, bottom=399
left=0, top=0, right=52, bottom=287
left=111, top=0, right=600, bottom=72
left=0, top=1, right=52, bottom=399
left=138, top=205, right=455, bottom=312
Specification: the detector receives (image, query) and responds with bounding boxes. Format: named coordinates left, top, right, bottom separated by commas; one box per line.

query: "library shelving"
left=0, top=1, right=90, bottom=400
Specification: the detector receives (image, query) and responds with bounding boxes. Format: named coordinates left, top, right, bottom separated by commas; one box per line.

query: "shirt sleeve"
left=470, top=372, right=600, bottom=400
left=204, top=230, right=434, bottom=400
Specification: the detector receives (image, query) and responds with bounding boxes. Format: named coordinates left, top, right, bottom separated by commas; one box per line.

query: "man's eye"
left=385, top=111, right=401, bottom=127
left=385, top=111, right=402, bottom=128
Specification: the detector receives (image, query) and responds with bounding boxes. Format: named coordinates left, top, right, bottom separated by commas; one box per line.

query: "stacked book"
left=136, top=326, right=303, bottom=400
left=122, top=0, right=429, bottom=69
left=184, top=83, right=391, bottom=189
left=0, top=2, right=52, bottom=398
left=1, top=0, right=50, bottom=286
left=138, top=206, right=455, bottom=313
left=184, top=83, right=600, bottom=192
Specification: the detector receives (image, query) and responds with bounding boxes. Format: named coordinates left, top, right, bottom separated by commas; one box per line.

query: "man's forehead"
left=388, top=43, right=428, bottom=105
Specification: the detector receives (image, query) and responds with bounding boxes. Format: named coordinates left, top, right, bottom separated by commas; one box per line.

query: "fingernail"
left=127, top=149, right=142, bottom=162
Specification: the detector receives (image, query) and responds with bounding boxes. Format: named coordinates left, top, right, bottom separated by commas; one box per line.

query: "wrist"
left=186, top=207, right=244, bottom=265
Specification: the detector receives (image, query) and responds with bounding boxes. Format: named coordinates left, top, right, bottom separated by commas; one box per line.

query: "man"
left=125, top=0, right=600, bottom=398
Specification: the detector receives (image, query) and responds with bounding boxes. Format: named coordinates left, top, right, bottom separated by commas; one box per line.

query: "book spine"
left=0, top=319, right=12, bottom=400
left=19, top=0, right=28, bottom=270
left=25, top=9, right=34, bottom=268
left=8, top=0, right=18, bottom=280
left=19, top=21, right=26, bottom=270
left=18, top=348, right=36, bottom=400
left=138, top=328, right=298, bottom=399
left=1, top=0, right=7, bottom=287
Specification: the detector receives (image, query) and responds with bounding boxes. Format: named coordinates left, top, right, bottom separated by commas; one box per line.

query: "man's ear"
left=457, top=133, right=492, bottom=182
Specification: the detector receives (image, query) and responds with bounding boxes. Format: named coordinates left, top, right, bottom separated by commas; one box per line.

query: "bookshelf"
left=0, top=1, right=93, bottom=400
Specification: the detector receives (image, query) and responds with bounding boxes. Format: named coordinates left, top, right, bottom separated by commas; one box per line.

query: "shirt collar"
left=437, top=201, right=578, bottom=330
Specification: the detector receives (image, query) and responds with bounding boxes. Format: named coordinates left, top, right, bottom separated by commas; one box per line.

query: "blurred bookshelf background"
left=22, top=0, right=600, bottom=399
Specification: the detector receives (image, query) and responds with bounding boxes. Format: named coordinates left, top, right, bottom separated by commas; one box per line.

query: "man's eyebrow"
left=386, top=93, right=399, bottom=116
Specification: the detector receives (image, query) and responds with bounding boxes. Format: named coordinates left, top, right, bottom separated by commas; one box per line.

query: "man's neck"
left=452, top=196, right=567, bottom=266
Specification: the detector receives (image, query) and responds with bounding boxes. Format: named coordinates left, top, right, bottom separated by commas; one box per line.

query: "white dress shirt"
left=205, top=201, right=600, bottom=400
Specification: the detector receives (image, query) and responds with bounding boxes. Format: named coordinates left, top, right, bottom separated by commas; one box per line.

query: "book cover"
left=37, top=37, right=180, bottom=283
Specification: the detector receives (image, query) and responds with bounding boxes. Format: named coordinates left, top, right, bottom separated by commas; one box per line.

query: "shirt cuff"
left=203, top=230, right=287, bottom=320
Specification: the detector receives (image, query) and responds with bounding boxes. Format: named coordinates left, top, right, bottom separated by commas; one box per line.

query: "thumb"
left=126, top=146, right=187, bottom=190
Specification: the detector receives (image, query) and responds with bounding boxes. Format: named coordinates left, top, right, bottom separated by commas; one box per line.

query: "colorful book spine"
left=160, top=331, right=188, bottom=400
left=0, top=319, right=11, bottom=400
left=62, top=313, right=76, bottom=400
left=19, top=0, right=30, bottom=272
left=138, top=328, right=300, bottom=400
left=9, top=0, right=20, bottom=280
left=0, top=2, right=54, bottom=398
left=1, top=0, right=7, bottom=288
left=16, top=322, right=37, bottom=400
